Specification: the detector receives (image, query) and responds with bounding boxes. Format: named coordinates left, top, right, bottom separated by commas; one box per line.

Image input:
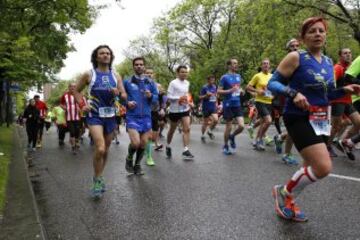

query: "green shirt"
left=347, top=56, right=360, bottom=103
left=52, top=106, right=66, bottom=125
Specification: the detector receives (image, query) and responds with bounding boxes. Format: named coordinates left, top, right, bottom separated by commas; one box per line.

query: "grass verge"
left=0, top=126, right=13, bottom=214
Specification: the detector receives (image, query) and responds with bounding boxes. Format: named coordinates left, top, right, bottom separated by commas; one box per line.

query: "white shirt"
left=167, top=78, right=190, bottom=113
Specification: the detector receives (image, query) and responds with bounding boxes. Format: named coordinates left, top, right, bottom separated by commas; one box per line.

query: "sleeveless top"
left=285, top=50, right=334, bottom=116
left=87, top=69, right=117, bottom=118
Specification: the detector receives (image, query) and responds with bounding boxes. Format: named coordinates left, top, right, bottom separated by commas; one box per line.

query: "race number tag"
left=99, top=107, right=115, bottom=118
left=264, top=89, right=273, bottom=98
left=209, top=95, right=217, bottom=102
left=232, top=89, right=240, bottom=97
left=309, top=106, right=331, bottom=136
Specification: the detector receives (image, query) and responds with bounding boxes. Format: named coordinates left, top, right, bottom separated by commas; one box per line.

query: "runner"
left=23, top=99, right=40, bottom=151
left=124, top=57, right=158, bottom=174
left=217, top=58, right=245, bottom=155
left=44, top=109, right=53, bottom=133
left=268, top=17, right=360, bottom=221
left=34, top=95, right=48, bottom=148
left=246, top=58, right=273, bottom=151
left=143, top=67, right=163, bottom=166
left=61, top=83, right=83, bottom=154
left=52, top=100, right=68, bottom=146
left=166, top=65, right=195, bottom=160
left=337, top=55, right=360, bottom=160
left=155, top=84, right=167, bottom=148
left=199, top=75, right=218, bottom=143
left=74, top=45, right=126, bottom=198
left=273, top=38, right=300, bottom=164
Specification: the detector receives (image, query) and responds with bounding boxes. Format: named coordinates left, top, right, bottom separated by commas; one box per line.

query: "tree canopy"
left=117, top=0, right=360, bottom=102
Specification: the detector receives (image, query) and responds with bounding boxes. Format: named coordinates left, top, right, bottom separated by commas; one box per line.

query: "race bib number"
left=99, top=107, right=115, bottom=118
left=232, top=89, right=240, bottom=97
left=264, top=89, right=273, bottom=98
left=309, top=105, right=331, bottom=136
left=209, top=95, right=217, bottom=102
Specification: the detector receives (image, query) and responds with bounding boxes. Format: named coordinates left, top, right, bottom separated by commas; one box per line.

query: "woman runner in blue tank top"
left=267, top=17, right=360, bottom=222
left=74, top=45, right=127, bottom=199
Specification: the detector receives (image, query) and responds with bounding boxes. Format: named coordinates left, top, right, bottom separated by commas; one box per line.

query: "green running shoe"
left=146, top=156, right=155, bottom=166
left=91, top=178, right=103, bottom=199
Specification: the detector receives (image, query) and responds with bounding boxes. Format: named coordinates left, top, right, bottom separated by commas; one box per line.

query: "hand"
left=159, top=109, right=165, bottom=117
left=127, top=101, right=137, bottom=109
left=206, top=92, right=213, bottom=98
left=179, top=95, right=188, bottom=105
left=293, top=92, right=310, bottom=110
left=144, top=90, right=152, bottom=98
left=257, top=89, right=265, bottom=95
left=344, top=84, right=360, bottom=94
left=82, top=105, right=91, bottom=112
left=231, top=85, right=239, bottom=93
left=240, top=88, right=245, bottom=96
left=111, top=88, right=120, bottom=96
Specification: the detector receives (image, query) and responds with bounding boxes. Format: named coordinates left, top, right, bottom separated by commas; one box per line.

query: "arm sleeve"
left=267, top=71, right=288, bottom=95
left=327, top=80, right=346, bottom=100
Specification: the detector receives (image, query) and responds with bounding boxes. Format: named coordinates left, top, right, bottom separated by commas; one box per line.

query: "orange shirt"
left=331, top=62, right=351, bottom=104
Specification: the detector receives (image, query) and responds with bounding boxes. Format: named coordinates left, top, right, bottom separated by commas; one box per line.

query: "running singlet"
left=285, top=50, right=335, bottom=116
left=248, top=72, right=273, bottom=104
left=87, top=69, right=117, bottom=118
left=219, top=73, right=242, bottom=108
left=200, top=84, right=217, bottom=112
left=347, top=56, right=360, bottom=103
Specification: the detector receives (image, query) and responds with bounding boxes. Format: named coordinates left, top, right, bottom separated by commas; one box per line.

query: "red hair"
left=301, top=17, right=328, bottom=39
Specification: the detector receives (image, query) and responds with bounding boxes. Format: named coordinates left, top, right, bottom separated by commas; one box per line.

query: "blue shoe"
left=291, top=202, right=308, bottom=222
left=229, top=134, right=236, bottom=149
left=91, top=178, right=103, bottom=198
left=282, top=154, right=298, bottom=165
left=274, top=135, right=283, bottom=154
left=272, top=185, right=294, bottom=220
left=223, top=145, right=232, bottom=155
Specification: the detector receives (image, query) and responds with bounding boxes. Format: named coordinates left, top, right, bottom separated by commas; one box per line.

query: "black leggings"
left=26, top=123, right=38, bottom=148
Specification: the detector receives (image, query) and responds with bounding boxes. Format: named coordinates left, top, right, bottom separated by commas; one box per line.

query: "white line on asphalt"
left=329, top=173, right=360, bottom=182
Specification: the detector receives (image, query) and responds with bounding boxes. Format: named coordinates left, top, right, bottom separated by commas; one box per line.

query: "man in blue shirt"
left=218, top=58, right=245, bottom=155
left=199, top=75, right=218, bottom=142
left=124, top=57, right=158, bottom=175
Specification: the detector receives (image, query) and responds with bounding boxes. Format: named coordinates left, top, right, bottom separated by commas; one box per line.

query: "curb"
left=15, top=126, right=47, bottom=240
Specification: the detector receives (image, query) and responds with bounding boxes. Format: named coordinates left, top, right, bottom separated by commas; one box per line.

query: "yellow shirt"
left=248, top=72, right=273, bottom=104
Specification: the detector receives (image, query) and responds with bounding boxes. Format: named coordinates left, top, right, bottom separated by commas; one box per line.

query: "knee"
left=182, top=127, right=190, bottom=134
left=96, top=145, right=106, bottom=156
left=313, top=161, right=332, bottom=179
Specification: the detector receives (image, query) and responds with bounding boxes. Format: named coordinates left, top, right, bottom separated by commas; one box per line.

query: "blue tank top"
left=285, top=50, right=335, bottom=116
left=88, top=69, right=117, bottom=118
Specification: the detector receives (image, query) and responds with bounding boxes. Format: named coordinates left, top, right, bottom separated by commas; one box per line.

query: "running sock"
left=135, top=148, right=145, bottom=165
left=285, top=166, right=317, bottom=199
left=184, top=146, right=189, bottom=152
left=128, top=144, right=137, bottom=159
left=145, top=141, right=153, bottom=158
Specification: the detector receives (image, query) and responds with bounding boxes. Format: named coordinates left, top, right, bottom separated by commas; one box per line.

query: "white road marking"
left=329, top=173, right=360, bottom=182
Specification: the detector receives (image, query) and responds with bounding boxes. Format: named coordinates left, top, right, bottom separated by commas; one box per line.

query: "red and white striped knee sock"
left=285, top=166, right=317, bottom=198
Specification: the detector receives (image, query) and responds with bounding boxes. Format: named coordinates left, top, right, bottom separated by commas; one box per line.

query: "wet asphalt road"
left=29, top=125, right=360, bottom=240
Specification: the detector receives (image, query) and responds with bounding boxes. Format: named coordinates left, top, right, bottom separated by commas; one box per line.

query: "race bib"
left=99, top=107, right=115, bottom=118
left=232, top=89, right=240, bottom=97
left=264, top=89, right=273, bottom=98
left=209, top=95, right=217, bottom=102
left=309, top=105, right=331, bottom=136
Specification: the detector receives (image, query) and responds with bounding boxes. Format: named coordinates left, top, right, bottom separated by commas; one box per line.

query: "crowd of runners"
left=20, top=16, right=360, bottom=223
